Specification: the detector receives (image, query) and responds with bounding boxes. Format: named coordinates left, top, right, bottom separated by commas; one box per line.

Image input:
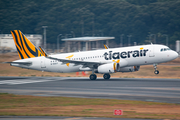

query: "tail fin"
left=11, top=30, right=42, bottom=59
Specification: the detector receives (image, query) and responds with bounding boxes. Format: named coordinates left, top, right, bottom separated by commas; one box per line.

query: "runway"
left=0, top=76, right=180, bottom=103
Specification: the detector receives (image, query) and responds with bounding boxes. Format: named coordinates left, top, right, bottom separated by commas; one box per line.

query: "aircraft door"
left=149, top=45, right=155, bottom=57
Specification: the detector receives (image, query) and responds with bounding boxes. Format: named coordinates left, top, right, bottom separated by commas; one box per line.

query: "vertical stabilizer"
left=11, top=30, right=42, bottom=59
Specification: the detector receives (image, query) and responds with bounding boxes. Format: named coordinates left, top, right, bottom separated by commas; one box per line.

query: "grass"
left=172, top=67, right=180, bottom=69
left=0, top=93, right=180, bottom=119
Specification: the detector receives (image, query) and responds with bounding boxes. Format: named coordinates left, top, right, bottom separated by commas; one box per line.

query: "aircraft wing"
left=47, top=56, right=108, bottom=68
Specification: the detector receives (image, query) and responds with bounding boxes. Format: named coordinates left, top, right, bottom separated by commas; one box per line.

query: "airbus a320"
left=6, top=30, right=178, bottom=80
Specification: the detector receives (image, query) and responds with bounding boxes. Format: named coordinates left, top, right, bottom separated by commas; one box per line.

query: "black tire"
left=89, top=74, right=97, bottom=80
left=103, top=73, right=111, bottom=79
left=154, top=70, right=159, bottom=74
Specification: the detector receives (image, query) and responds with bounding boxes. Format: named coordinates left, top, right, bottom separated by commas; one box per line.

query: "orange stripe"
left=104, top=44, right=107, bottom=49
left=113, top=63, right=116, bottom=72
left=39, top=47, right=46, bottom=57
left=38, top=51, right=42, bottom=57
left=19, top=31, right=35, bottom=58
left=11, top=30, right=42, bottom=59
left=11, top=31, right=22, bottom=59
left=15, top=30, right=28, bottom=59
left=25, top=36, right=36, bottom=52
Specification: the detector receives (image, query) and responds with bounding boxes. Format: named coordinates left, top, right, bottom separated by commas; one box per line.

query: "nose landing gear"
left=153, top=64, right=159, bottom=74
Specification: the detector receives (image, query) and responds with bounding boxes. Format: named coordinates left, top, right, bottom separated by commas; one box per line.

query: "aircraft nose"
left=171, top=51, right=179, bottom=59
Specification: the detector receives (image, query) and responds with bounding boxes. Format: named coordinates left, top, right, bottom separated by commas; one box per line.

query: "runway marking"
left=0, top=77, right=76, bottom=85
left=105, top=87, right=180, bottom=91
left=0, top=79, right=58, bottom=85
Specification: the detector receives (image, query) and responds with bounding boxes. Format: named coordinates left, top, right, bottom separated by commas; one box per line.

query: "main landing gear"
left=89, top=73, right=111, bottom=80
left=89, top=74, right=97, bottom=80
left=89, top=69, right=97, bottom=80
left=103, top=73, right=111, bottom=80
left=153, top=64, right=159, bottom=75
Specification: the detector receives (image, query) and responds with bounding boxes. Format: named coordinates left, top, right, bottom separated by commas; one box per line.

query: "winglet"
left=104, top=44, right=109, bottom=49
left=39, top=46, right=48, bottom=57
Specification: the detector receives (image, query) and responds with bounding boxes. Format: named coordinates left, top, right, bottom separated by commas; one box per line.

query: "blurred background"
left=1, top=2, right=180, bottom=119
left=0, top=0, right=180, bottom=54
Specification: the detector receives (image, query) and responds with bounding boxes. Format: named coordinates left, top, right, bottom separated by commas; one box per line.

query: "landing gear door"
left=41, top=57, right=46, bottom=68
left=149, top=45, right=155, bottom=57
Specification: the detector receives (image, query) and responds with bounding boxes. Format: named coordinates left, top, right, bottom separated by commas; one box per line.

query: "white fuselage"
left=11, top=44, right=178, bottom=73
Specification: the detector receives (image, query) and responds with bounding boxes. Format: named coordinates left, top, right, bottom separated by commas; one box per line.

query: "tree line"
left=0, top=0, right=180, bottom=48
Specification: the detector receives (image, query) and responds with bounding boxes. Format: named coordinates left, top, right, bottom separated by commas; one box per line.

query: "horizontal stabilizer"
left=3, top=62, right=32, bottom=66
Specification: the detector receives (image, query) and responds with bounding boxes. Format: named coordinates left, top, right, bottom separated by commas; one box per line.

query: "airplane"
left=5, top=30, right=179, bottom=80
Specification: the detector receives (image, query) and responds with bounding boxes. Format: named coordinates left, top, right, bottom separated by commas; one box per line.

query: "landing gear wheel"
left=153, top=64, right=159, bottom=75
left=89, top=74, right=97, bottom=80
left=103, top=73, right=111, bottom=80
left=154, top=70, right=159, bottom=74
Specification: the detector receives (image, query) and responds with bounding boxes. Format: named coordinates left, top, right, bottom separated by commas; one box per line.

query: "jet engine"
left=96, top=62, right=120, bottom=73
left=96, top=59, right=129, bottom=73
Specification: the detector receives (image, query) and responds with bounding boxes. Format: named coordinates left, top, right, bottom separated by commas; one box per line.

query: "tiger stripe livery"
left=39, top=46, right=48, bottom=57
left=11, top=30, right=42, bottom=59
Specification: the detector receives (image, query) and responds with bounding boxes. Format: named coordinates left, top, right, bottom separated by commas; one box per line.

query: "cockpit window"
left=160, top=47, right=171, bottom=52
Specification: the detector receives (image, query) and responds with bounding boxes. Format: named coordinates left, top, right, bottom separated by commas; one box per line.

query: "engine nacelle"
left=95, top=61, right=140, bottom=73
left=96, top=63, right=120, bottom=73
left=119, top=66, right=140, bottom=72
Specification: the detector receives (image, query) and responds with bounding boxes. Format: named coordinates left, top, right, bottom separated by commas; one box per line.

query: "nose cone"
left=171, top=51, right=179, bottom=60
